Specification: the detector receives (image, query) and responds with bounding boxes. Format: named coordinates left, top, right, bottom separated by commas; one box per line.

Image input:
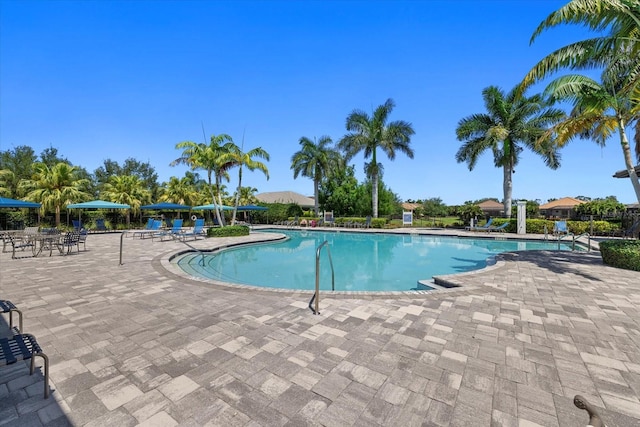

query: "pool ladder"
left=543, top=226, right=591, bottom=251
left=309, top=240, right=335, bottom=315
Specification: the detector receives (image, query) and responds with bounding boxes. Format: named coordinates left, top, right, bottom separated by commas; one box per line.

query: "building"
left=477, top=200, right=504, bottom=218
left=539, top=197, right=585, bottom=219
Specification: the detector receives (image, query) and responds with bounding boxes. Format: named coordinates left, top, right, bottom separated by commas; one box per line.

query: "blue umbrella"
left=140, top=202, right=191, bottom=210
left=192, top=203, right=234, bottom=211
left=0, top=197, right=41, bottom=208
left=236, top=204, right=268, bottom=211
left=67, top=200, right=130, bottom=209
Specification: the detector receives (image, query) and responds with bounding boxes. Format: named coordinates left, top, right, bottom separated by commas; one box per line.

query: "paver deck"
left=1, top=229, right=639, bottom=426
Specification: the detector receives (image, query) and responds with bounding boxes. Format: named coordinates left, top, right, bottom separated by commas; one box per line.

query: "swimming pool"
left=173, top=229, right=579, bottom=292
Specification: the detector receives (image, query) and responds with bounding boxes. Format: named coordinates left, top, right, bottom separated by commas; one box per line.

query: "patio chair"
left=181, top=218, right=205, bottom=241
left=6, top=233, right=36, bottom=259
left=0, top=333, right=49, bottom=398
left=0, top=299, right=23, bottom=332
left=57, top=231, right=80, bottom=255
left=78, top=229, right=88, bottom=251
left=469, top=218, right=494, bottom=231
left=553, top=220, right=569, bottom=236
left=323, top=211, right=335, bottom=227
left=154, top=218, right=183, bottom=241
left=94, top=218, right=108, bottom=233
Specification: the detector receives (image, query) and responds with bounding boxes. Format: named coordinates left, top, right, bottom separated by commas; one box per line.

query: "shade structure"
left=192, top=203, right=234, bottom=211
left=236, top=204, right=268, bottom=211
left=67, top=200, right=130, bottom=209
left=140, top=202, right=191, bottom=210
left=612, top=164, right=640, bottom=179
left=0, top=197, right=41, bottom=208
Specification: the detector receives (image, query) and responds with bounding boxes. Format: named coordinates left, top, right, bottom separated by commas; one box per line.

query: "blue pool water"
left=173, top=229, right=577, bottom=292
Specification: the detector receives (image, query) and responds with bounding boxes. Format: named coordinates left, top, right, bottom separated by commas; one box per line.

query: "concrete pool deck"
left=1, top=228, right=639, bottom=426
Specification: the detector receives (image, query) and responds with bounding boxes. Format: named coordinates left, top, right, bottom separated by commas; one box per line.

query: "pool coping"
left=158, top=227, right=598, bottom=299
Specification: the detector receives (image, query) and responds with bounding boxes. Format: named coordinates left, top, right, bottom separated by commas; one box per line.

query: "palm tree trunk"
left=372, top=172, right=379, bottom=218
left=232, top=167, right=243, bottom=225
left=210, top=172, right=224, bottom=227
left=618, top=118, right=640, bottom=204
left=55, top=206, right=61, bottom=227
left=503, top=165, right=513, bottom=218
left=313, top=178, right=319, bottom=217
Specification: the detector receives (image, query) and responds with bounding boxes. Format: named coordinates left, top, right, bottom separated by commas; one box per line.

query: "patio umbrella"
left=235, top=204, right=268, bottom=211
left=0, top=197, right=41, bottom=208
left=191, top=203, right=234, bottom=211
left=140, top=202, right=191, bottom=210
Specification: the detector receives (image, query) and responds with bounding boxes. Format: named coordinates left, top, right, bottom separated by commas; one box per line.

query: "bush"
left=599, top=240, right=640, bottom=272
left=207, top=225, right=250, bottom=237
left=371, top=218, right=387, bottom=229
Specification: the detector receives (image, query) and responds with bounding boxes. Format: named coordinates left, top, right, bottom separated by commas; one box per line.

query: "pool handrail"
left=309, top=240, right=334, bottom=315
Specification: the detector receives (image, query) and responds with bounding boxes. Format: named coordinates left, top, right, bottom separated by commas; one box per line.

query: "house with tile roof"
left=539, top=197, right=585, bottom=219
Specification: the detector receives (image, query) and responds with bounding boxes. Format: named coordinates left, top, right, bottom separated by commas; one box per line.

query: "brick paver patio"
left=1, top=229, right=639, bottom=426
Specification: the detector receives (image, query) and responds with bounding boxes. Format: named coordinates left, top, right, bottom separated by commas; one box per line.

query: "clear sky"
left=1, top=0, right=637, bottom=205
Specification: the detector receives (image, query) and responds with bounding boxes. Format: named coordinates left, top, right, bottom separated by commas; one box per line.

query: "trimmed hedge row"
left=599, top=240, right=640, bottom=272
left=207, top=225, right=250, bottom=237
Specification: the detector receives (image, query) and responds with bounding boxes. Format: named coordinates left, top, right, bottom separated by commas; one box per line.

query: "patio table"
left=32, top=231, right=62, bottom=257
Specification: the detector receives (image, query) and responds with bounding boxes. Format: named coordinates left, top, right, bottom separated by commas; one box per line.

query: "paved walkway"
left=1, top=229, right=639, bottom=426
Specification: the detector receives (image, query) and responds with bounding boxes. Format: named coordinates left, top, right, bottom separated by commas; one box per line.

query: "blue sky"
left=1, top=0, right=636, bottom=205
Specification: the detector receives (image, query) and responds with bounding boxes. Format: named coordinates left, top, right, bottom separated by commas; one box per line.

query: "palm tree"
left=159, top=176, right=199, bottom=206
left=524, top=0, right=639, bottom=88
left=291, top=136, right=341, bottom=216
left=172, top=134, right=235, bottom=226
left=19, top=162, right=90, bottom=226
left=523, top=0, right=640, bottom=167
left=455, top=85, right=566, bottom=217
left=226, top=145, right=270, bottom=225
left=338, top=99, right=415, bottom=218
left=102, top=175, right=151, bottom=225
left=544, top=55, right=640, bottom=204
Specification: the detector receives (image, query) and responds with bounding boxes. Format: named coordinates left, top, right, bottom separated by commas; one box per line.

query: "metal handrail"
left=556, top=233, right=574, bottom=251
left=573, top=232, right=591, bottom=251
left=309, top=240, right=335, bottom=315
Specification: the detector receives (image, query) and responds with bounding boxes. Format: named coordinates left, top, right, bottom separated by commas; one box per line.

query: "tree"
left=94, top=158, right=159, bottom=199
left=339, top=98, right=415, bottom=218
left=291, top=136, right=342, bottom=216
left=101, top=175, right=151, bottom=225
left=319, top=164, right=360, bottom=216
left=0, top=145, right=37, bottom=198
left=455, top=85, right=566, bottom=217
left=20, top=162, right=90, bottom=226
left=543, top=55, right=640, bottom=204
left=159, top=175, right=199, bottom=206
left=226, top=144, right=270, bottom=225
left=422, top=197, right=449, bottom=217
left=172, top=134, right=235, bottom=226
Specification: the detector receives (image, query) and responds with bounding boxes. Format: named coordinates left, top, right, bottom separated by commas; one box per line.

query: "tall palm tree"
left=102, top=175, right=151, bottom=225
left=20, top=162, right=90, bottom=226
left=455, top=86, right=566, bottom=217
left=172, top=134, right=235, bottom=226
left=227, top=145, right=270, bottom=225
left=338, top=99, right=415, bottom=218
left=523, top=0, right=640, bottom=164
left=544, top=55, right=640, bottom=203
left=291, top=136, right=341, bottom=216
left=524, top=0, right=639, bottom=87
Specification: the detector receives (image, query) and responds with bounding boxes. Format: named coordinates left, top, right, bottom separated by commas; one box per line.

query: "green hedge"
left=522, top=219, right=619, bottom=235
left=599, top=240, right=640, bottom=272
left=207, top=225, right=250, bottom=237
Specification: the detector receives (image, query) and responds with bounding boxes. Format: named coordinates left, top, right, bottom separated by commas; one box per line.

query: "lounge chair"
left=623, top=219, right=640, bottom=239
left=323, top=211, right=335, bottom=227
left=355, top=216, right=372, bottom=229
left=128, top=219, right=161, bottom=239
left=469, top=218, right=494, bottom=231
left=285, top=216, right=299, bottom=227
left=181, top=219, right=205, bottom=241
left=0, top=333, right=50, bottom=398
left=72, top=219, right=82, bottom=231
left=487, top=222, right=509, bottom=233
left=153, top=219, right=184, bottom=241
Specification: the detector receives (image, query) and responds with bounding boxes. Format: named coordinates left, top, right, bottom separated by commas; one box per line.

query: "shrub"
left=599, top=240, right=640, bottom=272
left=371, top=218, right=387, bottom=229
left=207, top=225, right=250, bottom=237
